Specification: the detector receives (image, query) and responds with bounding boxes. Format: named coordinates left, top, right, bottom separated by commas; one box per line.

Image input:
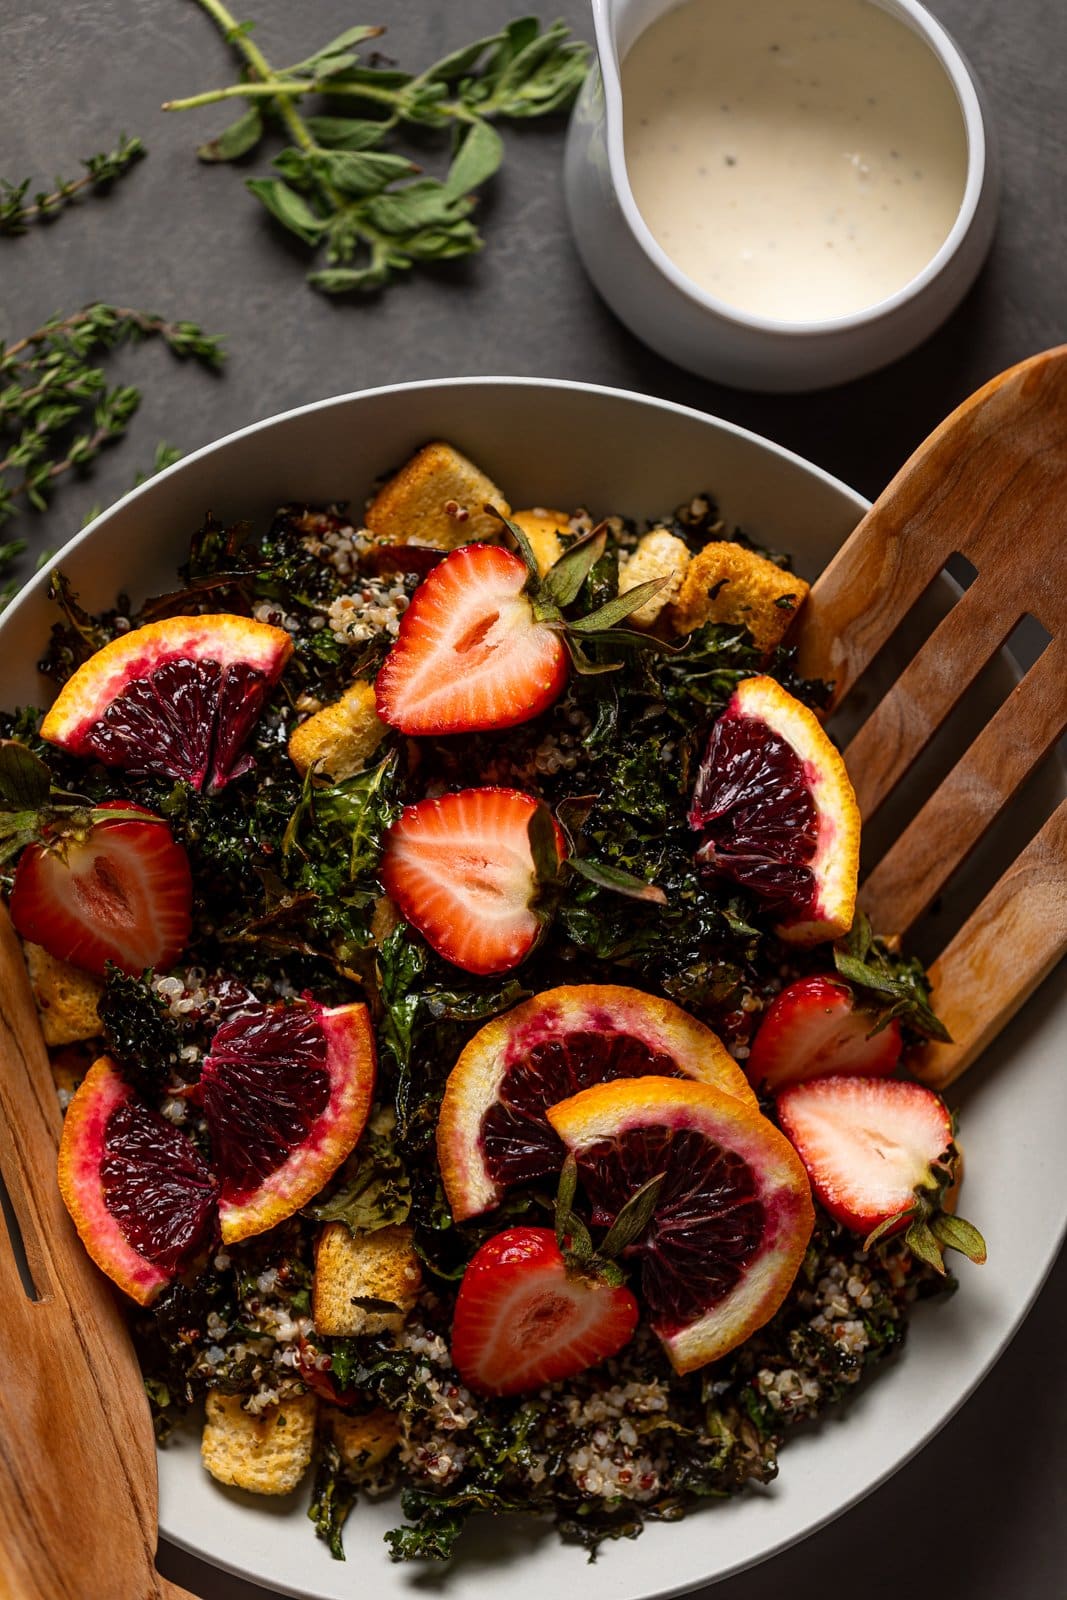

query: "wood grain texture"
left=796, top=348, right=1067, bottom=1081
left=0, top=908, right=197, bottom=1600
left=913, top=799, right=1067, bottom=1089
left=797, top=345, right=1067, bottom=707
left=859, top=628, right=1067, bottom=932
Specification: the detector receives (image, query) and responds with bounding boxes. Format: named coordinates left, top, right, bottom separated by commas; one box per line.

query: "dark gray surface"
left=1, top=1, right=1064, bottom=1595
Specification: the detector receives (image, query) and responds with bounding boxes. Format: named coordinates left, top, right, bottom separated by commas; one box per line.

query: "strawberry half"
left=375, top=545, right=569, bottom=734
left=450, top=1226, right=639, bottom=1396
left=10, top=800, right=193, bottom=978
left=776, top=1075, right=986, bottom=1272
left=374, top=524, right=673, bottom=737
left=746, top=975, right=902, bottom=1092
left=380, top=787, right=565, bottom=975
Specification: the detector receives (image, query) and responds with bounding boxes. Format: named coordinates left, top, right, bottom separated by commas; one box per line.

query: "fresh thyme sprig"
left=0, top=305, right=223, bottom=534
left=0, top=134, right=145, bottom=235
left=163, top=0, right=590, bottom=293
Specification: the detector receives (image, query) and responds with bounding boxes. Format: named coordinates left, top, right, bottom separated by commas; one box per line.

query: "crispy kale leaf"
left=98, top=966, right=185, bottom=1097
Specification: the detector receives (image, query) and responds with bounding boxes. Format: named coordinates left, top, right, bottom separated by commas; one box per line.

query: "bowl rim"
left=591, top=0, right=991, bottom=339
left=5, top=373, right=871, bottom=625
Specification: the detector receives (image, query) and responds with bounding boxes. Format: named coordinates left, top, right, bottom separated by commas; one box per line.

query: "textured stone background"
left=1, top=1, right=1064, bottom=1595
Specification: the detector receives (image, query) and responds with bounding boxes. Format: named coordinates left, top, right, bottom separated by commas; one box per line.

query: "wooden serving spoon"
left=0, top=348, right=1064, bottom=1598
left=796, top=344, right=1067, bottom=1088
left=0, top=904, right=195, bottom=1600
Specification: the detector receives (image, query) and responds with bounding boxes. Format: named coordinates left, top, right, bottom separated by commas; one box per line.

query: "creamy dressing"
left=622, top=0, right=968, bottom=322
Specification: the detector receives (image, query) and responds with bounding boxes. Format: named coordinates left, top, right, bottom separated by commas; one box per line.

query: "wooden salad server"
left=796, top=345, right=1067, bottom=1089
left=0, top=903, right=196, bottom=1599
left=0, top=350, right=1064, bottom=1600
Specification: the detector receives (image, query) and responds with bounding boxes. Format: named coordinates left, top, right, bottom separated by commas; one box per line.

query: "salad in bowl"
left=0, top=432, right=984, bottom=1566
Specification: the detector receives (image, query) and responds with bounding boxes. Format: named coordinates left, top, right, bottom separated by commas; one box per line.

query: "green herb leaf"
left=539, top=526, right=608, bottom=609
left=197, top=106, right=264, bottom=162
left=286, top=24, right=385, bottom=78
left=929, top=1210, right=987, bottom=1265
left=313, top=149, right=418, bottom=198
left=303, top=116, right=391, bottom=151
left=444, top=119, right=504, bottom=199
left=527, top=800, right=563, bottom=887
left=599, top=1171, right=665, bottom=1257
left=246, top=177, right=325, bottom=244
left=568, top=855, right=667, bottom=905
left=0, top=740, right=50, bottom=808
left=569, top=577, right=671, bottom=634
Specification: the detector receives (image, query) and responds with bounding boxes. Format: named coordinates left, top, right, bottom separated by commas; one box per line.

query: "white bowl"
left=3, top=378, right=1063, bottom=1600
left=564, top=0, right=1000, bottom=392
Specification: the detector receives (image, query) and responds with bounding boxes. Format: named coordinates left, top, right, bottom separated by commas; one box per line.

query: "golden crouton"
left=509, top=508, right=569, bottom=575
left=370, top=894, right=401, bottom=947
left=365, top=442, right=510, bottom=548
left=23, top=943, right=102, bottom=1046
left=327, top=1406, right=400, bottom=1475
left=618, top=528, right=692, bottom=628
left=49, top=1046, right=90, bottom=1098
left=288, top=681, right=386, bottom=782
left=668, top=540, right=810, bottom=653
left=201, top=1392, right=317, bottom=1496
left=313, top=1223, right=422, bottom=1337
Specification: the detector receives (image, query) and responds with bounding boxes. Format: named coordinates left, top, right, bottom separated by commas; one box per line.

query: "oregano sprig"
left=163, top=1, right=590, bottom=293
left=0, top=134, right=145, bottom=235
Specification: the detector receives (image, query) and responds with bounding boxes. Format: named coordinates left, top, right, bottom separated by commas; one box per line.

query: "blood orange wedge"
left=437, top=984, right=757, bottom=1223
left=689, top=674, right=859, bottom=945
left=40, top=614, right=293, bottom=792
left=58, top=1056, right=217, bottom=1306
left=546, top=1077, right=814, bottom=1374
left=198, top=999, right=376, bottom=1243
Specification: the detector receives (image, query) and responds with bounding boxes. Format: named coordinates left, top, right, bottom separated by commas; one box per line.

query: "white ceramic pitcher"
left=563, top=0, right=999, bottom=392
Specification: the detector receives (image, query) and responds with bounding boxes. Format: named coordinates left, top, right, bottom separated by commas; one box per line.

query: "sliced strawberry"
left=380, top=787, right=565, bottom=975
left=450, top=1227, right=639, bottom=1396
left=746, top=976, right=902, bottom=1092
left=374, top=544, right=569, bottom=734
left=775, top=1076, right=985, bottom=1271
left=10, top=800, right=193, bottom=978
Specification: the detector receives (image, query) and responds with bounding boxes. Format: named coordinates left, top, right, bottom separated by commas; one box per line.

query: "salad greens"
left=0, top=486, right=949, bottom=1564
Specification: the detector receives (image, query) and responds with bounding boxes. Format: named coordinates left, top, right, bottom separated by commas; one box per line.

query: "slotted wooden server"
left=797, top=346, right=1067, bottom=1088
left=1, top=351, right=1065, bottom=1597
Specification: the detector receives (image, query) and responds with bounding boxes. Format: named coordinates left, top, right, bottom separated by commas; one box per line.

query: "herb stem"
left=184, top=0, right=316, bottom=154
left=163, top=78, right=478, bottom=124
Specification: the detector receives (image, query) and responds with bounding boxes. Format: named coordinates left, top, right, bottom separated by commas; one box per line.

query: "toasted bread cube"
left=618, top=529, right=692, bottom=628
left=49, top=1047, right=89, bottom=1098
left=370, top=894, right=401, bottom=947
left=201, top=1392, right=317, bottom=1496
left=328, top=1406, right=400, bottom=1475
left=288, top=681, right=386, bottom=783
left=365, top=442, right=510, bottom=549
left=313, top=1223, right=421, bottom=1337
left=509, top=508, right=569, bottom=575
left=23, top=943, right=102, bottom=1047
left=668, top=540, right=810, bottom=653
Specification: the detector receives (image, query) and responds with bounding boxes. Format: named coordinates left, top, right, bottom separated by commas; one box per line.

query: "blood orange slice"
left=689, top=674, right=859, bottom=945
left=58, top=1056, right=217, bottom=1306
left=437, top=984, right=757, bottom=1223
left=199, top=999, right=376, bottom=1243
left=41, top=614, right=293, bottom=792
left=546, top=1077, right=814, bottom=1373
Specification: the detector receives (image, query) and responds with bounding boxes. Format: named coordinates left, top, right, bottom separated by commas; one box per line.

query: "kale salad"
left=0, top=440, right=984, bottom=1565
